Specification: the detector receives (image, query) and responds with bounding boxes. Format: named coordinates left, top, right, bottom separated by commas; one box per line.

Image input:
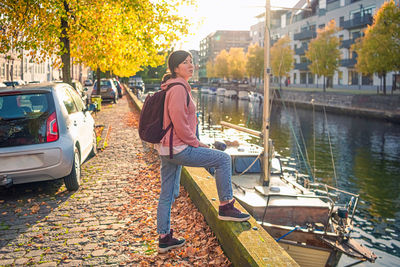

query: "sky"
left=176, top=0, right=299, bottom=51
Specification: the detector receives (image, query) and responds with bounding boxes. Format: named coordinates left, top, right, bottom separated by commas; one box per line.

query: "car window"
left=67, top=87, right=85, bottom=112
left=58, top=87, right=78, bottom=114
left=0, top=92, right=54, bottom=147
left=100, top=80, right=111, bottom=87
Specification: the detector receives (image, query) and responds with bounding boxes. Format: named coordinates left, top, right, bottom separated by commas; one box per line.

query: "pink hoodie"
left=160, top=77, right=199, bottom=149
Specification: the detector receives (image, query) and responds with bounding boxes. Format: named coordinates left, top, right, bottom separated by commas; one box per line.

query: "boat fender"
left=214, top=141, right=227, bottom=151
left=270, top=186, right=280, bottom=193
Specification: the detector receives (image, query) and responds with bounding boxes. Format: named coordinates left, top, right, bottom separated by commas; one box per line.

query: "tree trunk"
left=383, top=73, right=386, bottom=95
left=96, top=67, right=101, bottom=96
left=279, top=76, right=282, bottom=90
left=323, top=76, right=326, bottom=93
left=60, top=1, right=71, bottom=85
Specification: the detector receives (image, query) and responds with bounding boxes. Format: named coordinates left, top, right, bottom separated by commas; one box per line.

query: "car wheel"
left=89, top=129, right=98, bottom=157
left=64, top=148, right=81, bottom=191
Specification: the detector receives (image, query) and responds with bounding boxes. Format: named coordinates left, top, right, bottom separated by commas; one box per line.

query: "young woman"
left=156, top=50, right=250, bottom=253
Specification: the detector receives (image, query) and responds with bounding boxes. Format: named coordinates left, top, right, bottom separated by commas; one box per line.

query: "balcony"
left=294, top=30, right=316, bottom=40
left=294, top=62, right=310, bottom=70
left=340, top=58, right=357, bottom=67
left=340, top=39, right=355, bottom=49
left=295, top=45, right=308, bottom=55
left=340, top=15, right=373, bottom=30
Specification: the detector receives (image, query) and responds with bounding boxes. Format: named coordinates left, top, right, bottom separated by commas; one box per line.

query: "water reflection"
left=194, top=91, right=400, bottom=266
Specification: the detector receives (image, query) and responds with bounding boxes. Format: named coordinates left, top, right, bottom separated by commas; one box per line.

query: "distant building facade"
left=189, top=49, right=200, bottom=82
left=1, top=49, right=91, bottom=84
left=199, top=30, right=251, bottom=81
left=251, top=0, right=399, bottom=91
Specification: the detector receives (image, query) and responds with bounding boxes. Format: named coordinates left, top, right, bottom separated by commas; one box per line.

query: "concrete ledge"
left=125, top=85, right=298, bottom=266
left=181, top=167, right=298, bottom=267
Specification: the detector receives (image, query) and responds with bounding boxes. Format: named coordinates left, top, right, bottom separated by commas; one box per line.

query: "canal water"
left=194, top=92, right=400, bottom=267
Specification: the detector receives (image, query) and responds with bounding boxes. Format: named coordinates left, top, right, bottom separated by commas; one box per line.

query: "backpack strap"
left=164, top=82, right=190, bottom=159
left=166, top=82, right=190, bottom=106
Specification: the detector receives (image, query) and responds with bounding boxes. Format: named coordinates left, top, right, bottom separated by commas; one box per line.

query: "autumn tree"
left=206, top=60, right=216, bottom=78
left=270, top=36, right=294, bottom=90
left=214, top=49, right=229, bottom=80
left=0, top=0, right=192, bottom=85
left=246, top=43, right=264, bottom=86
left=305, top=20, right=340, bottom=92
left=352, top=0, right=400, bottom=95
left=228, top=47, right=246, bottom=80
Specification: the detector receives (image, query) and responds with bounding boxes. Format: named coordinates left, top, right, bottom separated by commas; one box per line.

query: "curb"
left=125, top=87, right=298, bottom=266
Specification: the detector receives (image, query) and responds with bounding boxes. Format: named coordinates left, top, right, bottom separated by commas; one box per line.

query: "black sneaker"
left=158, top=229, right=186, bottom=253
left=218, top=199, right=250, bottom=222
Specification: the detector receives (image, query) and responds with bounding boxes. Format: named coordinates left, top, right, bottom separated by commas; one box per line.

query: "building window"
left=338, top=71, right=343, bottom=85
left=308, top=72, right=314, bottom=84
left=300, top=72, right=307, bottom=84
left=348, top=70, right=358, bottom=85
left=362, top=74, right=373, bottom=85
left=300, top=56, right=308, bottom=63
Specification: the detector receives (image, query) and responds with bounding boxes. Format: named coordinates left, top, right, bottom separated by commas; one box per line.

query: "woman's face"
left=174, top=56, right=193, bottom=81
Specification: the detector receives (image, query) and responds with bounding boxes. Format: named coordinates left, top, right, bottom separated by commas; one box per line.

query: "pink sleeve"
left=167, top=85, right=199, bottom=147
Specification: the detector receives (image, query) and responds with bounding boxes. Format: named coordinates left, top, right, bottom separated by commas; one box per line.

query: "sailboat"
left=210, top=1, right=377, bottom=266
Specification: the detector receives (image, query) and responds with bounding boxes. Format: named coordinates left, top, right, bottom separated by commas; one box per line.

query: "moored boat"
left=209, top=87, right=217, bottom=95
left=200, top=86, right=210, bottom=94
left=238, top=91, right=250, bottom=100
left=213, top=132, right=377, bottom=267
left=249, top=91, right=263, bottom=102
left=225, top=89, right=237, bottom=98
left=216, top=87, right=226, bottom=96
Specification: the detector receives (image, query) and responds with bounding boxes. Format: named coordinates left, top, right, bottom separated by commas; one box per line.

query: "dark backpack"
left=138, top=82, right=189, bottom=158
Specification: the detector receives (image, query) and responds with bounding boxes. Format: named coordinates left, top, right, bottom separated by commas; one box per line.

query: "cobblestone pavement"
left=0, top=91, right=230, bottom=267
left=0, top=96, right=158, bottom=266
left=0, top=95, right=159, bottom=266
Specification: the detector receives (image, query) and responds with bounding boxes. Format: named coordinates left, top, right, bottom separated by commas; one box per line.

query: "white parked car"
left=0, top=82, right=97, bottom=191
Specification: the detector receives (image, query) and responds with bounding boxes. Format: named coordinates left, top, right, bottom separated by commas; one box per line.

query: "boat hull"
left=278, top=239, right=339, bottom=267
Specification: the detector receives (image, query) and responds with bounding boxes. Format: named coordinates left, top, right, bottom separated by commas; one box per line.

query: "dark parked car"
left=92, top=79, right=118, bottom=103
left=0, top=83, right=97, bottom=191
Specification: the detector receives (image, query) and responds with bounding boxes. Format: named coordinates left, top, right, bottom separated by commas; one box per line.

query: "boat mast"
left=261, top=0, right=271, bottom=186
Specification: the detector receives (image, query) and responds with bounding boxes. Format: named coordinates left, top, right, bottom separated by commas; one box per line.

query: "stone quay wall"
left=276, top=90, right=400, bottom=123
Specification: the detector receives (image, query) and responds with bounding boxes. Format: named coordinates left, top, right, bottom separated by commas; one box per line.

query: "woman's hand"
left=198, top=141, right=209, bottom=148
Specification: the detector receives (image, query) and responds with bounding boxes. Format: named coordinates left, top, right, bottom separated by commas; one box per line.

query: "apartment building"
left=189, top=49, right=200, bottom=82
left=251, top=0, right=399, bottom=90
left=199, top=30, right=251, bottom=81
left=1, top=50, right=91, bottom=84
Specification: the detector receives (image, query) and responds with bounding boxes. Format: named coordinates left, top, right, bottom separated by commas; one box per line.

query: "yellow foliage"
left=246, top=43, right=264, bottom=79
left=270, top=36, right=294, bottom=78
left=0, top=0, right=193, bottom=77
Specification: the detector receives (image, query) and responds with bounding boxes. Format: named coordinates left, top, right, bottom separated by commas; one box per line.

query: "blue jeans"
left=157, top=146, right=233, bottom=234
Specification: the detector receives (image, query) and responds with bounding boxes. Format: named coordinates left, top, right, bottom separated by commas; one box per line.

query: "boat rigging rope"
left=237, top=152, right=262, bottom=177
left=292, top=102, right=313, bottom=173
left=231, top=152, right=263, bottom=190
left=273, top=90, right=314, bottom=181
left=275, top=226, right=300, bottom=242
left=323, top=106, right=338, bottom=188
